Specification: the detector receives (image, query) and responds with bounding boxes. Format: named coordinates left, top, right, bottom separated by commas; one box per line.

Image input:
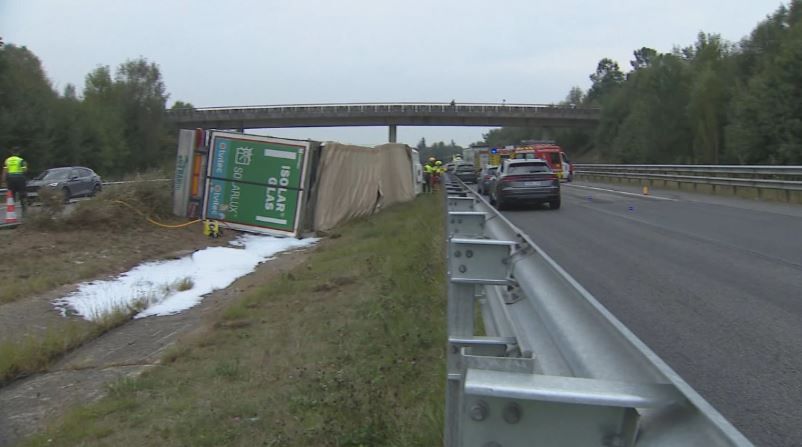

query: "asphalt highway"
left=496, top=181, right=802, bottom=447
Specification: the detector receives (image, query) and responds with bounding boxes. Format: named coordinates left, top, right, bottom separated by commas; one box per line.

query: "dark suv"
left=490, top=159, right=560, bottom=210
left=454, top=163, right=478, bottom=183
left=27, top=167, right=102, bottom=201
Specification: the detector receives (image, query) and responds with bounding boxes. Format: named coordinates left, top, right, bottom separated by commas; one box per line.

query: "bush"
left=23, top=188, right=66, bottom=229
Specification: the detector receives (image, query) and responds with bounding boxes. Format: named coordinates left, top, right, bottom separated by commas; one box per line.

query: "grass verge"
left=0, top=304, right=141, bottom=386
left=24, top=193, right=446, bottom=447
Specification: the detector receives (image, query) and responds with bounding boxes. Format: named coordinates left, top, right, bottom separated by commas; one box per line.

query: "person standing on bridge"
left=2, top=147, right=28, bottom=211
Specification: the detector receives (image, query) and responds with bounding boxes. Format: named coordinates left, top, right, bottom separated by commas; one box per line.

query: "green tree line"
left=484, top=0, right=802, bottom=165
left=415, top=138, right=465, bottom=162
left=0, top=42, right=185, bottom=177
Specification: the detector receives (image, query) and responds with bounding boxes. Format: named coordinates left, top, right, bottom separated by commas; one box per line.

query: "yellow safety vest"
left=4, top=156, right=26, bottom=174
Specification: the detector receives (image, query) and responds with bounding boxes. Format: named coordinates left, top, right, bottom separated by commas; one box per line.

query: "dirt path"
left=0, top=247, right=313, bottom=446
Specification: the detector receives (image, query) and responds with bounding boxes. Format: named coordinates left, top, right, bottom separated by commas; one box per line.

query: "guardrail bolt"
left=469, top=400, right=489, bottom=421
left=502, top=402, right=521, bottom=424
left=454, top=250, right=462, bottom=258
left=458, top=265, right=467, bottom=274
left=465, top=250, right=473, bottom=258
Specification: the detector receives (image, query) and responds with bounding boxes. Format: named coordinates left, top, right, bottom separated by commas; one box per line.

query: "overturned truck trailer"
left=173, top=130, right=418, bottom=238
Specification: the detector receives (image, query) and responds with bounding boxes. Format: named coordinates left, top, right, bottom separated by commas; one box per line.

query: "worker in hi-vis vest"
left=423, top=157, right=436, bottom=193
left=433, top=160, right=444, bottom=189
left=3, top=146, right=28, bottom=209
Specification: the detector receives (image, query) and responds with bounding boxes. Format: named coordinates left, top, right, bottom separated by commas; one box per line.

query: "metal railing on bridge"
left=441, top=176, right=752, bottom=446
left=169, top=101, right=601, bottom=116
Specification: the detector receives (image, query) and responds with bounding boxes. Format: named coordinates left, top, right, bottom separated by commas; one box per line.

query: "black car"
left=27, top=167, right=102, bottom=201
left=454, top=163, right=478, bottom=183
left=490, top=159, right=560, bottom=210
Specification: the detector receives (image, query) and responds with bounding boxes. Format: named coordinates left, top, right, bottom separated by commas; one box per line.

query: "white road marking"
left=565, top=184, right=678, bottom=201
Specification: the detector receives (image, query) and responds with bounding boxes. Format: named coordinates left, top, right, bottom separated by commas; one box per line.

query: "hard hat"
left=435, top=160, right=442, bottom=165
left=429, top=157, right=436, bottom=161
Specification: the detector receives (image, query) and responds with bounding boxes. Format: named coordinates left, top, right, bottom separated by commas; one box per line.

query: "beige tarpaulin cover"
left=313, top=142, right=415, bottom=231
left=375, top=143, right=416, bottom=206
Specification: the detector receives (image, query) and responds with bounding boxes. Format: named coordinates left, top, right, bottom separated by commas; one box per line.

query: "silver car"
left=26, top=167, right=102, bottom=202
left=490, top=159, right=560, bottom=210
left=477, top=165, right=498, bottom=195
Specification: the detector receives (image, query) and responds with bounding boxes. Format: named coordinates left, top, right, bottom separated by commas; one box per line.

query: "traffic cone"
left=642, top=185, right=650, bottom=196
left=5, top=191, right=18, bottom=225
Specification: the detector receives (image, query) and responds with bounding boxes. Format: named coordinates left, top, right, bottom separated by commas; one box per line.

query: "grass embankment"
left=25, top=194, right=447, bottom=447
left=0, top=174, right=228, bottom=385
left=0, top=309, right=138, bottom=387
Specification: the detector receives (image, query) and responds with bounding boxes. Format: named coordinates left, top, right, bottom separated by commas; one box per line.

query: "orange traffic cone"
left=5, top=190, right=18, bottom=225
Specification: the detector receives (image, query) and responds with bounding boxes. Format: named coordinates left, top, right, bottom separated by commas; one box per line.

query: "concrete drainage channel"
left=441, top=175, right=752, bottom=446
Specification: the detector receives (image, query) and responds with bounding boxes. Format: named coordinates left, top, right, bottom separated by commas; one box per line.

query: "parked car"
left=454, top=163, right=478, bottom=183
left=26, top=167, right=102, bottom=201
left=477, top=165, right=498, bottom=195
left=490, top=159, right=560, bottom=210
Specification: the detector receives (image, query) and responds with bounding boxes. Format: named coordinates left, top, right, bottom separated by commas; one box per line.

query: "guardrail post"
left=447, top=212, right=486, bottom=238
left=447, top=196, right=475, bottom=211
left=445, top=237, right=516, bottom=447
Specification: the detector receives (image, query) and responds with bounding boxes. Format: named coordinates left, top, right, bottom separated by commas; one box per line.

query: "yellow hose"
left=111, top=200, right=202, bottom=229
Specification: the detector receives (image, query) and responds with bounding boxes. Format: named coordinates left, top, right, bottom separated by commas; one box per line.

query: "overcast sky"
left=1, top=0, right=785, bottom=146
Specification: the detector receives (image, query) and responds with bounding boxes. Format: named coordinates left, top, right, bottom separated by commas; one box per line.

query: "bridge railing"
left=440, top=176, right=752, bottom=446
left=166, top=102, right=601, bottom=119
left=575, top=164, right=802, bottom=192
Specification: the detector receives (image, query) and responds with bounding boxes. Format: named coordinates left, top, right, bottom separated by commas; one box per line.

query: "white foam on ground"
left=54, top=234, right=317, bottom=321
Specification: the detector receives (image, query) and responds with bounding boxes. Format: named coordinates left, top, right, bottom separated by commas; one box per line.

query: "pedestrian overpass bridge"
left=165, top=102, right=601, bottom=142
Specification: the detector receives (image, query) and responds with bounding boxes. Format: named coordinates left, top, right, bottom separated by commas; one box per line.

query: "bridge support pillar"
left=388, top=125, right=397, bottom=143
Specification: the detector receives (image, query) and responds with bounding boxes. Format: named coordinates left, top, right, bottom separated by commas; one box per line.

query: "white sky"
left=1, top=0, right=784, bottom=146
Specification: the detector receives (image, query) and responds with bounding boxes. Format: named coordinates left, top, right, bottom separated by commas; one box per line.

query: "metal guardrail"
left=0, top=179, right=173, bottom=214
left=575, top=164, right=802, bottom=191
left=441, top=176, right=752, bottom=446
left=0, top=179, right=171, bottom=194
left=102, top=178, right=172, bottom=186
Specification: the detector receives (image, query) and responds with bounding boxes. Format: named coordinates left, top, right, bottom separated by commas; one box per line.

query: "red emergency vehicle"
left=513, top=144, right=571, bottom=181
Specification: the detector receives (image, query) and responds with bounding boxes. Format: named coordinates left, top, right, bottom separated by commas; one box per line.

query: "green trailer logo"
left=203, top=131, right=312, bottom=237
